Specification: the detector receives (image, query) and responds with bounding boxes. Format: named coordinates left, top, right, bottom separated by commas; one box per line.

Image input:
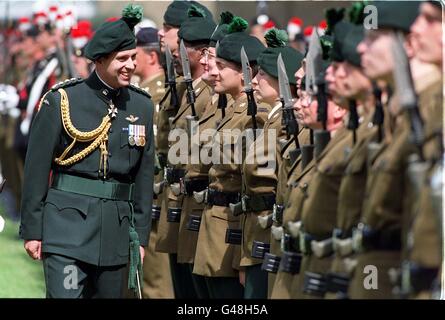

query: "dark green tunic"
left=20, top=71, right=155, bottom=267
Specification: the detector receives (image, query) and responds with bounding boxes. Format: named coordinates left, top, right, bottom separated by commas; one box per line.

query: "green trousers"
left=169, top=254, right=198, bottom=298
left=205, top=276, right=244, bottom=299
left=245, top=264, right=268, bottom=299
left=43, top=253, right=126, bottom=298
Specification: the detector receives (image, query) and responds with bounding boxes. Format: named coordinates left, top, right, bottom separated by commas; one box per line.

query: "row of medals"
left=128, top=124, right=146, bottom=147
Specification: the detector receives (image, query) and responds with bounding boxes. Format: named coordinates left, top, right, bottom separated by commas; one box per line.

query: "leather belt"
left=207, top=188, right=240, bottom=207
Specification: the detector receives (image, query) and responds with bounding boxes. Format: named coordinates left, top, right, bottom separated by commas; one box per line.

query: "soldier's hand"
left=24, top=240, right=42, bottom=260
left=239, top=268, right=246, bottom=287
left=139, top=246, right=145, bottom=265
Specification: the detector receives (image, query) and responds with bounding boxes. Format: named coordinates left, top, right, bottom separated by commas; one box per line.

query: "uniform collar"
left=86, top=71, right=121, bottom=101
left=268, top=102, right=282, bottom=120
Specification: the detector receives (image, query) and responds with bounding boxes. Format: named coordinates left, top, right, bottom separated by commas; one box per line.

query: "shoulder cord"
left=54, top=88, right=111, bottom=176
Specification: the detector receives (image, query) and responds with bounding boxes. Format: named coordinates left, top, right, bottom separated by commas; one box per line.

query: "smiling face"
left=95, top=48, right=137, bottom=88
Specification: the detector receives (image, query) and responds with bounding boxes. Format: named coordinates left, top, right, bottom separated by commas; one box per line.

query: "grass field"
left=0, top=208, right=45, bottom=298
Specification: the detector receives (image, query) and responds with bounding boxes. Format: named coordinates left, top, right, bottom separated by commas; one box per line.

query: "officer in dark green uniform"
left=20, top=4, right=155, bottom=298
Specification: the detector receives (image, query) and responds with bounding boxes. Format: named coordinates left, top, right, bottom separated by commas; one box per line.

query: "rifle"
left=306, top=30, right=330, bottom=159
left=64, top=29, right=78, bottom=78
left=347, top=99, right=359, bottom=145
left=372, top=82, right=384, bottom=143
left=240, top=46, right=257, bottom=139
left=180, top=39, right=198, bottom=136
left=165, top=44, right=180, bottom=110
left=217, top=94, right=227, bottom=119
left=215, top=41, right=227, bottom=119
left=277, top=53, right=301, bottom=164
left=180, top=39, right=197, bottom=117
left=391, top=31, right=424, bottom=160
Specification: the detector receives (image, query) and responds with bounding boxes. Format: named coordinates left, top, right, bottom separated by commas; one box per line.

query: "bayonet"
left=180, top=39, right=197, bottom=117
left=215, top=42, right=227, bottom=119
left=306, top=29, right=330, bottom=158
left=165, top=44, right=179, bottom=110
left=278, top=53, right=300, bottom=150
left=241, top=46, right=257, bottom=137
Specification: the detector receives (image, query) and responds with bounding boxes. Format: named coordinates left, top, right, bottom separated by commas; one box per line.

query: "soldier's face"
left=158, top=23, right=179, bottom=54
left=300, top=92, right=321, bottom=129
left=36, top=30, right=54, bottom=51
left=293, top=95, right=305, bottom=125
left=253, top=68, right=279, bottom=105
left=326, top=63, right=348, bottom=108
left=178, top=41, right=207, bottom=78
left=294, top=67, right=305, bottom=97
left=72, top=54, right=90, bottom=79
left=96, top=48, right=137, bottom=88
left=411, top=3, right=442, bottom=66
left=357, top=30, right=394, bottom=81
left=339, top=62, right=372, bottom=100
left=200, top=47, right=217, bottom=87
left=213, top=57, right=243, bottom=96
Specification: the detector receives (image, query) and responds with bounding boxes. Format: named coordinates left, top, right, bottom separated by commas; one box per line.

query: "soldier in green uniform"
left=20, top=4, right=154, bottom=298
left=192, top=16, right=268, bottom=298
left=133, top=27, right=174, bottom=299
left=238, top=28, right=303, bottom=298
left=349, top=1, right=421, bottom=299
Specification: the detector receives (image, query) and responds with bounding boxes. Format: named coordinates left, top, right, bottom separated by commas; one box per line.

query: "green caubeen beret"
left=164, top=0, right=213, bottom=28
left=330, top=22, right=364, bottom=68
left=257, top=28, right=303, bottom=85
left=216, top=16, right=265, bottom=64
left=84, top=4, right=143, bottom=61
left=428, top=0, right=442, bottom=9
left=178, top=5, right=217, bottom=43
left=373, top=0, right=420, bottom=32
left=209, top=11, right=235, bottom=47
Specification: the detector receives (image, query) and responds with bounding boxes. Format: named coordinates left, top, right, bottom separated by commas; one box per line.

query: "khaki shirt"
left=193, top=95, right=270, bottom=277
left=240, top=103, right=287, bottom=266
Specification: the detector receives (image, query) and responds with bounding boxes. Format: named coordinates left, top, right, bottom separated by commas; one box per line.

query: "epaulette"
left=129, top=82, right=152, bottom=99
left=51, top=77, right=84, bottom=91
